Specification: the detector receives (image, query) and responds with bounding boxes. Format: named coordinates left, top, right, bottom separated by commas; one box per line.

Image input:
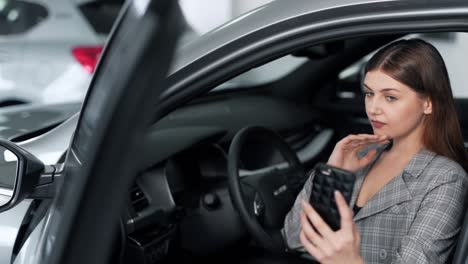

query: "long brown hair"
left=365, top=38, right=468, bottom=171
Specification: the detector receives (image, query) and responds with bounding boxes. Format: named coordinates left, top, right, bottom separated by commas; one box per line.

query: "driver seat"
left=450, top=207, right=468, bottom=263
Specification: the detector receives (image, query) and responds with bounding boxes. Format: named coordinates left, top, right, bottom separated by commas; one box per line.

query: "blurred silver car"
left=0, top=0, right=104, bottom=105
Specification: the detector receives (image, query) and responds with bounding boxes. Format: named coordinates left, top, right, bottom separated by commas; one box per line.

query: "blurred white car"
left=0, top=0, right=105, bottom=105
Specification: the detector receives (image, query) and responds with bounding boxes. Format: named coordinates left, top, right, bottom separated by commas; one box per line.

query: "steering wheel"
left=228, top=126, right=306, bottom=252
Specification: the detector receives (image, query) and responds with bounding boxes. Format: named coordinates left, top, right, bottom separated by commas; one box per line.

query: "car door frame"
left=164, top=1, right=468, bottom=116
left=12, top=1, right=468, bottom=264
left=12, top=1, right=183, bottom=264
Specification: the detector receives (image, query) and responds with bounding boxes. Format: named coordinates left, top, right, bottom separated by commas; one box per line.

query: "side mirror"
left=0, top=140, right=47, bottom=213
left=0, top=146, right=18, bottom=207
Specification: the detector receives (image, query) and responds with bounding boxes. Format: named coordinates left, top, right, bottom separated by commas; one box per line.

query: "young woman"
left=282, top=39, right=468, bottom=263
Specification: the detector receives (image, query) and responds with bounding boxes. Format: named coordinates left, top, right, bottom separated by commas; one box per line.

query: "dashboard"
left=122, top=142, right=247, bottom=263
left=110, top=94, right=329, bottom=263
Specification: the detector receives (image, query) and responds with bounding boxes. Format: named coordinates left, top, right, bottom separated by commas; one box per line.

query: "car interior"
left=98, top=32, right=468, bottom=264
left=10, top=32, right=468, bottom=264
left=123, top=35, right=398, bottom=262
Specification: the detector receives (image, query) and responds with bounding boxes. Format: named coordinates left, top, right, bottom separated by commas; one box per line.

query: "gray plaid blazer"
left=282, top=147, right=468, bottom=263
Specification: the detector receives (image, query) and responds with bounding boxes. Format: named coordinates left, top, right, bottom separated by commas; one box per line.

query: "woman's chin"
left=373, top=130, right=391, bottom=138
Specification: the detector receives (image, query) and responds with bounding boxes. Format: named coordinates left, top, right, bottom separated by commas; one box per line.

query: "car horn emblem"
left=273, top=184, right=287, bottom=196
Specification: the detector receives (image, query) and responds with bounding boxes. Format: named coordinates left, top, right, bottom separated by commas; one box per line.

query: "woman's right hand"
left=327, top=134, right=390, bottom=172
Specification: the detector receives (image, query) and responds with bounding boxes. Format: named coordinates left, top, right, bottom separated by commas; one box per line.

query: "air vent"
left=130, top=183, right=149, bottom=213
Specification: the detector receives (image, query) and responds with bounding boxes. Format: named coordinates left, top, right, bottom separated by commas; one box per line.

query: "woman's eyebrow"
left=363, top=83, right=372, bottom=90
left=363, top=83, right=400, bottom=92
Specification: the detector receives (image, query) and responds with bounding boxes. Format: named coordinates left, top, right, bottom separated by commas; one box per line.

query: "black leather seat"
left=449, top=208, right=468, bottom=263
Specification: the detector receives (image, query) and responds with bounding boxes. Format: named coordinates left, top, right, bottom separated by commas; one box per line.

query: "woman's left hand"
left=300, top=191, right=364, bottom=264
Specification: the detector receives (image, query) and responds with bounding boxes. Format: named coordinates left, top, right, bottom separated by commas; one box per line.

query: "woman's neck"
left=386, top=128, right=425, bottom=159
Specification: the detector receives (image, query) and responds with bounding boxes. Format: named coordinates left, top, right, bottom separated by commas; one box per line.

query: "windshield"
left=213, top=55, right=308, bottom=91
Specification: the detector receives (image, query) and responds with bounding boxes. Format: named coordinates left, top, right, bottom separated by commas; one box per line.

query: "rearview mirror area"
left=0, top=147, right=18, bottom=207
left=292, top=40, right=345, bottom=59
left=0, top=140, right=45, bottom=213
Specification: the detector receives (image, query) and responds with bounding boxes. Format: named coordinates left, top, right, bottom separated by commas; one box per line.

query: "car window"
left=213, top=55, right=308, bottom=91
left=0, top=0, right=47, bottom=35
left=339, top=32, right=468, bottom=98
left=178, top=0, right=299, bottom=92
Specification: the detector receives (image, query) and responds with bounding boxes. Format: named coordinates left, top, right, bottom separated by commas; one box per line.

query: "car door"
left=9, top=0, right=468, bottom=263
left=11, top=1, right=182, bottom=263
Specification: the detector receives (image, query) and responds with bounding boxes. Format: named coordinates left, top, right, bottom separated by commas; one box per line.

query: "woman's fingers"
left=301, top=201, right=334, bottom=238
left=300, top=212, right=327, bottom=244
left=355, top=135, right=389, bottom=145
left=339, top=134, right=388, bottom=149
left=300, top=231, right=325, bottom=261
left=340, top=135, right=390, bottom=153
left=343, top=134, right=382, bottom=142
left=329, top=134, right=390, bottom=170
left=300, top=209, right=334, bottom=257
left=301, top=196, right=360, bottom=262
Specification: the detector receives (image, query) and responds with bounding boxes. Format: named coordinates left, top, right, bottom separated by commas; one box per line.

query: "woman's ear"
left=423, top=97, right=432, bottom=114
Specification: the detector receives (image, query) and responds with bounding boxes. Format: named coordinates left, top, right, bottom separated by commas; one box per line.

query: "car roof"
left=171, top=0, right=468, bottom=74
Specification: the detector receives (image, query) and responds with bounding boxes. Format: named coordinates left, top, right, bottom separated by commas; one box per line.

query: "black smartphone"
left=309, top=163, right=356, bottom=231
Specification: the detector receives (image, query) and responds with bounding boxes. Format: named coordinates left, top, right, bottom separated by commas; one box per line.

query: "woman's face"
left=363, top=70, right=432, bottom=140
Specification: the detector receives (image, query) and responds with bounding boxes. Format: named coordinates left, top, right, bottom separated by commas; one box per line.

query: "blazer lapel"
left=352, top=148, right=435, bottom=221
left=354, top=172, right=412, bottom=221
left=350, top=143, right=389, bottom=208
